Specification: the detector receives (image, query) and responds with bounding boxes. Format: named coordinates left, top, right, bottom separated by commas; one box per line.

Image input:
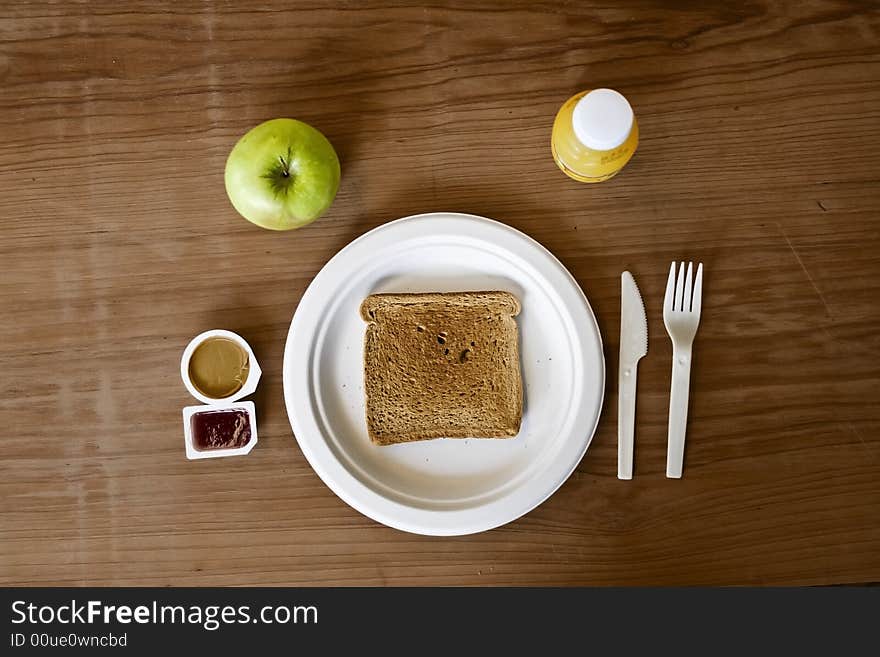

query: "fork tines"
left=664, top=261, right=703, bottom=314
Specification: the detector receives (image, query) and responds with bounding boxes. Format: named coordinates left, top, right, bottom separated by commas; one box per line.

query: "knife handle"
left=618, top=362, right=639, bottom=480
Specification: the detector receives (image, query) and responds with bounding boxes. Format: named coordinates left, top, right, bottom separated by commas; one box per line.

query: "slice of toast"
left=360, top=291, right=523, bottom=445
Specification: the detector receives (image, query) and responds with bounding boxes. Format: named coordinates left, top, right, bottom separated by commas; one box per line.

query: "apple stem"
left=261, top=147, right=295, bottom=197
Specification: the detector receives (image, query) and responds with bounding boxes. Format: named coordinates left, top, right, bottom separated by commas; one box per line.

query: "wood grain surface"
left=2, top=1, right=879, bottom=586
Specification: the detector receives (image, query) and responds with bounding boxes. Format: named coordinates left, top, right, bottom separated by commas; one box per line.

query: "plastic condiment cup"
left=182, top=401, right=258, bottom=460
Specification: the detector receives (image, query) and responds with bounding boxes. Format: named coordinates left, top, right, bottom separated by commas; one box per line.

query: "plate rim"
left=283, top=212, right=605, bottom=535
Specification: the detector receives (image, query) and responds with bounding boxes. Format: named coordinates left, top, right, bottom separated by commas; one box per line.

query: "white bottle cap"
left=572, top=88, right=634, bottom=151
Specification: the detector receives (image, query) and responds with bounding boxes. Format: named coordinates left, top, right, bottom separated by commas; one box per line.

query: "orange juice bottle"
left=551, top=88, right=638, bottom=182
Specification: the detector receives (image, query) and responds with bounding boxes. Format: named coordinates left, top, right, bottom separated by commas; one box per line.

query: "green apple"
left=224, top=118, right=340, bottom=230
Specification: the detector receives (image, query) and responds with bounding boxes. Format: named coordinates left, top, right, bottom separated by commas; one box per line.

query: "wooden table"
left=2, top=1, right=878, bottom=586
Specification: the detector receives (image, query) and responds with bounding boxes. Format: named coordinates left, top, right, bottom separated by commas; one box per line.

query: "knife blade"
left=619, top=271, right=648, bottom=480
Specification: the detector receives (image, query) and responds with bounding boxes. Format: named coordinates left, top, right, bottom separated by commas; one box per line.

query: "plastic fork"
left=663, top=261, right=703, bottom=478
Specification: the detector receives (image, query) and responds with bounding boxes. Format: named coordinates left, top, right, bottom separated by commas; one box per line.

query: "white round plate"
left=283, top=213, right=604, bottom=535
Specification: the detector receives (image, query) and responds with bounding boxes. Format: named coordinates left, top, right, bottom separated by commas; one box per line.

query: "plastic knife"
left=618, top=271, right=648, bottom=480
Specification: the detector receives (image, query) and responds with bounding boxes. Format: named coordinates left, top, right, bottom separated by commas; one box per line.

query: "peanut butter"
left=187, top=337, right=249, bottom=399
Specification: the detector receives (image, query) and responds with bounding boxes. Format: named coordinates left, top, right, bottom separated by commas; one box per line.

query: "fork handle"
left=666, top=344, right=693, bottom=478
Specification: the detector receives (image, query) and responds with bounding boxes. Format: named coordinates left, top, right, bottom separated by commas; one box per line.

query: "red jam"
left=191, top=409, right=251, bottom=450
